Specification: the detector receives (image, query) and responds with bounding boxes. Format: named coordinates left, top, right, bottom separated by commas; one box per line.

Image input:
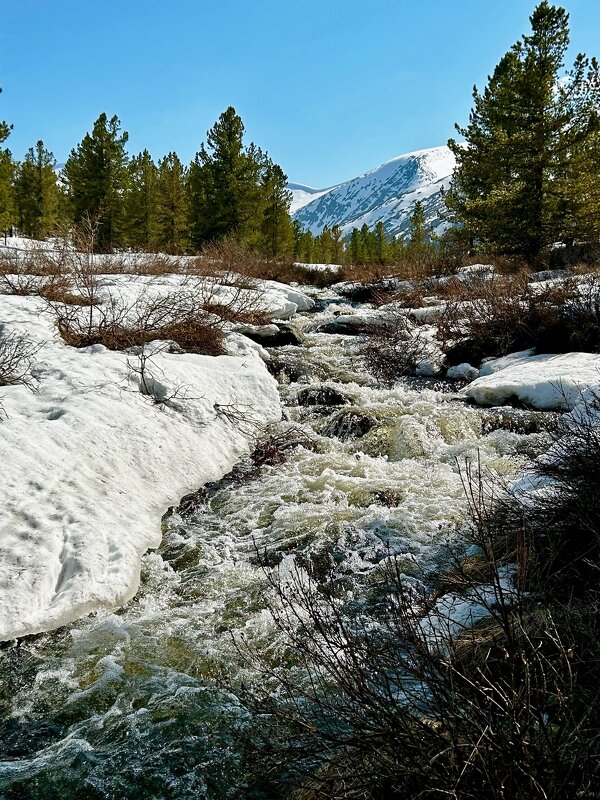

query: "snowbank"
left=464, top=352, right=600, bottom=410
left=447, top=363, right=479, bottom=381
left=0, top=294, right=281, bottom=641
left=87, top=274, right=313, bottom=321
left=479, top=350, right=536, bottom=376
left=0, top=238, right=314, bottom=320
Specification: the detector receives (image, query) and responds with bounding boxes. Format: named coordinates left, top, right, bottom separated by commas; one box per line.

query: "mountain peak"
left=291, top=145, right=456, bottom=238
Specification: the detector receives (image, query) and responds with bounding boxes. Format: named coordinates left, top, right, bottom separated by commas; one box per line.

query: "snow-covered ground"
left=0, top=262, right=317, bottom=640
left=464, top=352, right=600, bottom=410
left=91, top=273, right=314, bottom=320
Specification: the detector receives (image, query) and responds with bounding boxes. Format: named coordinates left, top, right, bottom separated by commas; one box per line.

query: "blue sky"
left=2, top=0, right=600, bottom=187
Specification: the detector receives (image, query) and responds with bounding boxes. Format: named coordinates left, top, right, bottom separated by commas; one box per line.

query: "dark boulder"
left=297, top=386, right=351, bottom=407
left=322, top=411, right=377, bottom=441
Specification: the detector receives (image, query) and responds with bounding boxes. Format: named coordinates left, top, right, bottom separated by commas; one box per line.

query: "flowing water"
left=0, top=293, right=554, bottom=799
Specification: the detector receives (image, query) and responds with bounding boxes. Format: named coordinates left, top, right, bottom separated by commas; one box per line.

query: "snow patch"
left=0, top=293, right=281, bottom=641
left=464, top=352, right=600, bottom=410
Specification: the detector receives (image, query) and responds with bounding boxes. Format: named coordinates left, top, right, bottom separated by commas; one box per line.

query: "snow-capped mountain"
left=291, top=145, right=456, bottom=239
left=288, top=182, right=333, bottom=214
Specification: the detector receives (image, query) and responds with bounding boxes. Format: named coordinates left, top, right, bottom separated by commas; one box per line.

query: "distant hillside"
left=291, top=146, right=456, bottom=238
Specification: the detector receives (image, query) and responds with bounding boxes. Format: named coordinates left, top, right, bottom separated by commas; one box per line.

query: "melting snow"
left=465, top=352, right=600, bottom=410
left=0, top=283, right=286, bottom=640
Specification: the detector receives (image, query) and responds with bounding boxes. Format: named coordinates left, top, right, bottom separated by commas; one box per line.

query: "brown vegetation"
left=53, top=291, right=226, bottom=355
left=437, top=273, right=600, bottom=366
left=362, top=310, right=433, bottom=383
left=0, top=332, right=42, bottom=390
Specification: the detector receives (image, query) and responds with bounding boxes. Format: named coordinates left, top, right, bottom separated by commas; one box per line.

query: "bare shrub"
left=229, top=548, right=600, bottom=800
left=0, top=218, right=108, bottom=310
left=38, top=276, right=95, bottom=306
left=531, top=275, right=600, bottom=354
left=192, top=236, right=343, bottom=291
left=0, top=271, right=47, bottom=296
left=436, top=274, right=572, bottom=365
left=45, top=244, right=271, bottom=355
left=126, top=344, right=202, bottom=408
left=428, top=273, right=498, bottom=301
left=284, top=263, right=344, bottom=287
left=392, top=250, right=442, bottom=282
left=131, top=253, right=183, bottom=276
left=384, top=283, right=428, bottom=309
left=489, top=392, right=600, bottom=597
left=326, top=262, right=392, bottom=285
left=212, top=402, right=265, bottom=436
left=53, top=290, right=226, bottom=355
left=0, top=265, right=94, bottom=306
left=210, top=398, right=600, bottom=799
left=191, top=236, right=271, bottom=284
left=0, top=240, right=71, bottom=278
left=436, top=271, right=600, bottom=366
left=0, top=239, right=68, bottom=296
left=362, top=312, right=435, bottom=382
left=0, top=332, right=42, bottom=389
left=250, top=426, right=318, bottom=468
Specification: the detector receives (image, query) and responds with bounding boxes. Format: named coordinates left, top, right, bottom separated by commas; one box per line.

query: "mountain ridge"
left=290, top=145, right=456, bottom=239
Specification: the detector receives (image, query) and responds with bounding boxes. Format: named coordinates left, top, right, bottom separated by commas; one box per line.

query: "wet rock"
left=390, top=416, right=438, bottom=460
left=322, top=410, right=377, bottom=441
left=371, top=490, right=403, bottom=507
left=316, top=315, right=374, bottom=335
left=0, top=718, right=64, bottom=758
left=416, top=359, right=443, bottom=377
left=481, top=407, right=560, bottom=435
left=272, top=323, right=304, bottom=346
left=309, top=297, right=353, bottom=313
left=266, top=358, right=304, bottom=383
left=297, top=386, right=351, bottom=407
left=235, top=322, right=303, bottom=347
left=333, top=277, right=412, bottom=303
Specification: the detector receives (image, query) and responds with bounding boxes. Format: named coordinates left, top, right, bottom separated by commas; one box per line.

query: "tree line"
left=293, top=202, right=441, bottom=267
left=2, top=1, right=599, bottom=268
left=0, top=105, right=294, bottom=255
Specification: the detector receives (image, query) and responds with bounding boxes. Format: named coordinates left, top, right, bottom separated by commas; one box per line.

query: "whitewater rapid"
left=0, top=291, right=553, bottom=798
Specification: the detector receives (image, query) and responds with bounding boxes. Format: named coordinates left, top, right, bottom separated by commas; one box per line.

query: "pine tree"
left=374, top=221, right=390, bottom=264
left=14, top=141, right=62, bottom=239
left=260, top=160, right=293, bottom=257
left=123, top=149, right=159, bottom=251
left=0, top=87, right=15, bottom=236
left=156, top=152, right=189, bottom=254
left=447, top=1, right=600, bottom=263
left=566, top=127, right=600, bottom=246
left=405, top=200, right=436, bottom=274
left=315, top=225, right=334, bottom=264
left=360, top=224, right=376, bottom=262
left=65, top=113, right=129, bottom=252
left=188, top=107, right=264, bottom=249
left=293, top=223, right=315, bottom=263
left=348, top=228, right=365, bottom=264
left=407, top=201, right=429, bottom=248
left=331, top=224, right=344, bottom=264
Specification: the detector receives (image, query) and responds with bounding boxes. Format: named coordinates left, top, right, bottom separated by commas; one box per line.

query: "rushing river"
left=0, top=292, right=554, bottom=799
